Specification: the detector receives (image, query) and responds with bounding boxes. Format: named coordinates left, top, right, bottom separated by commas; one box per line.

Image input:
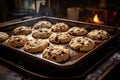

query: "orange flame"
left=93, top=14, right=104, bottom=24
left=93, top=14, right=100, bottom=23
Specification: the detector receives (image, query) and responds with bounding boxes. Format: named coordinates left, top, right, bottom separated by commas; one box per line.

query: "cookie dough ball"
left=42, top=45, right=70, bottom=63
left=68, top=27, right=88, bottom=36
left=0, top=32, right=9, bottom=42
left=51, top=23, right=69, bottom=32
left=34, top=21, right=52, bottom=29
left=4, top=35, right=28, bottom=48
left=69, top=37, right=95, bottom=52
left=23, top=39, right=49, bottom=53
left=87, top=30, right=109, bottom=40
left=13, top=26, right=32, bottom=35
left=49, top=33, right=71, bottom=44
left=32, top=28, right=52, bottom=39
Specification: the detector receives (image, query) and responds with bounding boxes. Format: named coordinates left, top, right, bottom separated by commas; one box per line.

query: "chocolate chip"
left=77, top=38, right=81, bottom=42
left=19, top=28, right=23, bottom=31
left=81, top=42, right=84, bottom=45
left=58, top=50, right=64, bottom=54
left=16, top=39, right=21, bottom=42
left=52, top=56, right=56, bottom=60
left=60, top=51, right=64, bottom=54
left=76, top=47, right=80, bottom=51
left=98, top=32, right=101, bottom=34
left=26, top=42, right=29, bottom=45
left=55, top=35, right=58, bottom=41
left=48, top=43, right=50, bottom=46
left=58, top=53, right=62, bottom=55
left=39, top=30, right=43, bottom=32
left=88, top=40, right=92, bottom=43
left=47, top=52, right=51, bottom=56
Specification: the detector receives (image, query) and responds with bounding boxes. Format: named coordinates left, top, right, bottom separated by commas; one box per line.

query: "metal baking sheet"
left=0, top=16, right=120, bottom=74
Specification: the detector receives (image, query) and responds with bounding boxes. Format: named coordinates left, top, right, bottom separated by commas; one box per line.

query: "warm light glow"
left=93, top=14, right=104, bottom=24
left=93, top=14, right=100, bottom=23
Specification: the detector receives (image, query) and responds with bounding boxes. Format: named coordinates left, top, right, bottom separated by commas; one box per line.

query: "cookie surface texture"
left=87, top=30, right=109, bottom=40
left=34, top=21, right=52, bottom=29
left=68, top=27, right=88, bottom=36
left=32, top=28, right=52, bottom=39
left=51, top=23, right=69, bottom=32
left=69, top=36, right=95, bottom=51
left=23, top=39, right=49, bottom=53
left=13, top=26, right=32, bottom=35
left=42, top=45, right=70, bottom=63
left=0, top=32, right=9, bottom=42
left=4, top=35, right=28, bottom=48
left=49, top=32, right=71, bottom=44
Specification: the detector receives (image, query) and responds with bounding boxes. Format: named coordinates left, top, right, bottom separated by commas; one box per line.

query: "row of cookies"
left=33, top=21, right=109, bottom=40
left=11, top=20, right=109, bottom=40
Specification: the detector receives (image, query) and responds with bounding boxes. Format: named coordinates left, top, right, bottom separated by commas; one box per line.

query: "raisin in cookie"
left=23, top=39, right=49, bottom=53
left=32, top=28, right=52, bottom=39
left=69, top=37, right=95, bottom=51
left=0, top=32, right=9, bottom=42
left=87, top=30, right=109, bottom=40
left=49, top=33, right=71, bottom=44
left=34, top=21, right=52, bottom=29
left=51, top=23, right=69, bottom=32
left=68, top=27, right=88, bottom=36
left=13, top=26, right=32, bottom=35
left=4, top=35, right=28, bottom=48
left=42, top=45, right=70, bottom=63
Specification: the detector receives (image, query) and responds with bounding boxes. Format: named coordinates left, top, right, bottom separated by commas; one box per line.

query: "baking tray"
left=0, top=16, right=120, bottom=75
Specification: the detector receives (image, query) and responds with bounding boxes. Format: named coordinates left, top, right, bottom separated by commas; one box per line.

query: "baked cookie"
left=23, top=39, right=49, bottom=53
left=87, top=30, right=109, bottom=40
left=42, top=45, right=70, bottom=63
left=68, top=27, right=88, bottom=36
left=0, top=32, right=9, bottom=42
left=13, top=26, right=32, bottom=35
left=4, top=35, right=28, bottom=48
left=32, top=28, right=52, bottom=39
left=69, top=37, right=95, bottom=51
left=51, top=23, right=69, bottom=32
left=33, top=21, right=52, bottom=29
left=49, top=32, right=71, bottom=44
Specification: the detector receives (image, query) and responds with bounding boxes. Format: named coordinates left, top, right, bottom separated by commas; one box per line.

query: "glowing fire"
left=93, top=14, right=104, bottom=24
left=93, top=14, right=100, bottom=23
